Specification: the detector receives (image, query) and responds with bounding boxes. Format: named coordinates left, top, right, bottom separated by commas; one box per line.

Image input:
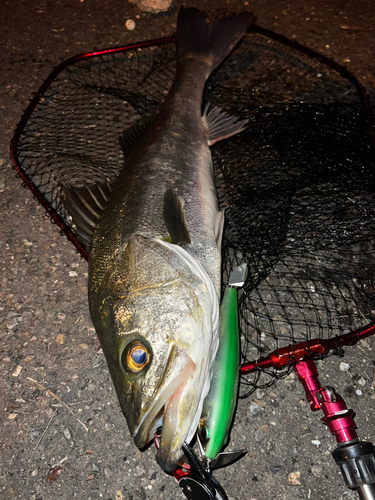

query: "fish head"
left=89, top=235, right=218, bottom=471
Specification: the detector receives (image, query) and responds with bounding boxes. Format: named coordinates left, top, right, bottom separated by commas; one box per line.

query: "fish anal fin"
left=202, top=104, right=248, bottom=146
left=62, top=181, right=112, bottom=249
left=163, top=189, right=191, bottom=246
left=119, top=112, right=158, bottom=158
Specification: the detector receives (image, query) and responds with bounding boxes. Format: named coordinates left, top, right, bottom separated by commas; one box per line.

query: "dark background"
left=0, top=1, right=374, bottom=499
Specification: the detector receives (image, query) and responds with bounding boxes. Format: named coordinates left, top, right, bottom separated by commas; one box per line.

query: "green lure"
left=198, top=264, right=247, bottom=464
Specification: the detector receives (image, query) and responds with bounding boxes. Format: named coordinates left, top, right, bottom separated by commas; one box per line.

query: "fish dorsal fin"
left=163, top=189, right=191, bottom=246
left=202, top=104, right=249, bottom=146
left=119, top=112, right=158, bottom=158
left=62, top=181, right=112, bottom=249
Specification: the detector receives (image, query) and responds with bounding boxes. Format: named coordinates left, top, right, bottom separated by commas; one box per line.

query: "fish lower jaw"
left=133, top=380, right=192, bottom=471
left=132, top=356, right=195, bottom=452
left=133, top=406, right=164, bottom=449
left=154, top=381, right=189, bottom=471
left=156, top=371, right=212, bottom=472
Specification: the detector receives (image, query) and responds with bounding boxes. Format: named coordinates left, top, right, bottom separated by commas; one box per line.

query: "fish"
left=64, top=7, right=253, bottom=472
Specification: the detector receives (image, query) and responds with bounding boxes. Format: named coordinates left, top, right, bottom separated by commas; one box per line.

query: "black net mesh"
left=13, top=27, right=375, bottom=397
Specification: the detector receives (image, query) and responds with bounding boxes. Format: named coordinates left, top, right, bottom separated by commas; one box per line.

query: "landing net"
left=11, top=25, right=375, bottom=397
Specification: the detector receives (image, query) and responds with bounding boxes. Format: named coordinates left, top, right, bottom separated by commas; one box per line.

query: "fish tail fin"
left=177, top=7, right=254, bottom=72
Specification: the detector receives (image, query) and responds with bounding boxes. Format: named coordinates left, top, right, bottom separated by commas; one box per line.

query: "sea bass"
left=69, top=7, right=252, bottom=472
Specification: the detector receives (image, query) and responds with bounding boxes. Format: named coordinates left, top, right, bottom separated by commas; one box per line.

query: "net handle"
left=240, top=321, right=375, bottom=373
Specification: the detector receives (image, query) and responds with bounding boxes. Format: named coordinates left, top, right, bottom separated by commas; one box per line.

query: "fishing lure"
left=198, top=264, right=248, bottom=467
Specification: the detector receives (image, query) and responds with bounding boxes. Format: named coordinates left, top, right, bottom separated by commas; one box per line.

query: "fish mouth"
left=155, top=382, right=191, bottom=471
left=133, top=346, right=196, bottom=471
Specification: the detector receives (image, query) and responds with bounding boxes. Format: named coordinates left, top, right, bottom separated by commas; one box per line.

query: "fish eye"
left=122, top=341, right=150, bottom=373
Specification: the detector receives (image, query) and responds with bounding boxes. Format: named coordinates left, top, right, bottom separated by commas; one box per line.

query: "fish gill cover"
left=11, top=24, right=375, bottom=398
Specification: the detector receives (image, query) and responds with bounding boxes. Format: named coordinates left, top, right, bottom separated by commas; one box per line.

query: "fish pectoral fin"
left=215, top=209, right=225, bottom=246
left=119, top=112, right=158, bottom=158
left=62, top=180, right=112, bottom=249
left=202, top=103, right=249, bottom=146
left=163, top=188, right=192, bottom=246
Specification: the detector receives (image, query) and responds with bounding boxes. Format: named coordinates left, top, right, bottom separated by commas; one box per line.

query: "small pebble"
left=56, top=334, right=65, bottom=344
left=7, top=318, right=19, bottom=330
left=133, top=0, right=172, bottom=13
left=311, top=440, right=321, bottom=447
left=249, top=402, right=263, bottom=416
left=340, top=362, right=350, bottom=371
left=356, top=389, right=363, bottom=396
left=11, top=365, right=22, bottom=377
left=254, top=430, right=265, bottom=442
left=254, top=389, right=265, bottom=399
left=284, top=372, right=295, bottom=384
left=125, top=19, right=136, bottom=31
left=134, top=465, right=146, bottom=477
left=269, top=464, right=283, bottom=474
left=104, top=467, right=112, bottom=478
left=31, top=469, right=38, bottom=477
left=311, top=465, right=323, bottom=478
left=288, top=471, right=301, bottom=485
left=290, top=446, right=299, bottom=458
left=30, top=430, right=41, bottom=441
left=6, top=312, right=19, bottom=319
left=358, top=377, right=366, bottom=387
left=63, top=428, right=72, bottom=440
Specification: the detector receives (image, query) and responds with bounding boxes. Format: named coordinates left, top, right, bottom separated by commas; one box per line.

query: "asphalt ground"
left=1, top=1, right=375, bottom=499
